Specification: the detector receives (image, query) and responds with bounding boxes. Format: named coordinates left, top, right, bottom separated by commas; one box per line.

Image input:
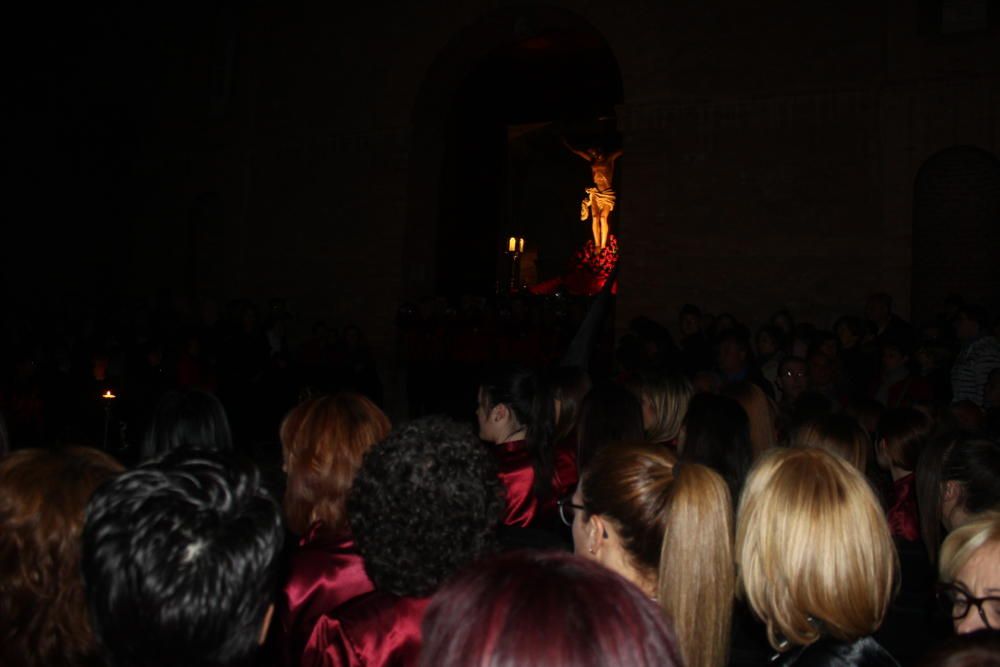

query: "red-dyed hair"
left=281, top=393, right=390, bottom=535
left=420, top=551, right=682, bottom=667
left=0, top=447, right=124, bottom=667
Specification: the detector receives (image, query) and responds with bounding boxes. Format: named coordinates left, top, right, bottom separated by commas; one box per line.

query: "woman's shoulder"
left=773, top=636, right=899, bottom=667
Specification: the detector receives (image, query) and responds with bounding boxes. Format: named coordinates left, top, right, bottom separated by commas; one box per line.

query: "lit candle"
left=102, top=390, right=116, bottom=399
left=508, top=237, right=516, bottom=252
left=519, top=238, right=525, bottom=253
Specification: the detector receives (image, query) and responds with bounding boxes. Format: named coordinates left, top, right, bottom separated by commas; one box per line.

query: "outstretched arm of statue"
left=561, top=137, right=592, bottom=162
left=609, top=149, right=624, bottom=163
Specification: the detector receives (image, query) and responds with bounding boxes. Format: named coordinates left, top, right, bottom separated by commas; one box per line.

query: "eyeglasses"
left=557, top=498, right=587, bottom=527
left=937, top=583, right=1000, bottom=629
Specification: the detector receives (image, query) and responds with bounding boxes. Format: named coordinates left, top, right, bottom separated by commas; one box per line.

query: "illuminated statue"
left=564, top=140, right=623, bottom=250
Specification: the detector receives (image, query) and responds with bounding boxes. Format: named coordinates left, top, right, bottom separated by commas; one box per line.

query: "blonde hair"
left=722, top=381, right=777, bottom=458
left=736, top=448, right=896, bottom=651
left=939, top=511, right=1000, bottom=583
left=791, top=414, right=870, bottom=472
left=635, top=374, right=693, bottom=445
left=583, top=443, right=733, bottom=667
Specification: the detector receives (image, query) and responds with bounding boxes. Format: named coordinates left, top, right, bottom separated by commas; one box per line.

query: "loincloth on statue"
left=580, top=187, right=616, bottom=220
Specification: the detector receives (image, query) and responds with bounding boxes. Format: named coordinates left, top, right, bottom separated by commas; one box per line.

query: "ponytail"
left=658, top=463, right=734, bottom=667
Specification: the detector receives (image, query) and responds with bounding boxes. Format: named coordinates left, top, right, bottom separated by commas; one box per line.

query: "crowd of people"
left=2, top=289, right=1000, bottom=667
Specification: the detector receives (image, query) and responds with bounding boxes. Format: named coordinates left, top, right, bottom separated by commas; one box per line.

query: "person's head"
left=919, top=630, right=1000, bottom=667
left=737, top=448, right=896, bottom=651
left=776, top=356, right=808, bottom=403
left=347, top=416, right=503, bottom=598
left=420, top=551, right=683, bottom=667
left=866, top=293, right=893, bottom=326
left=82, top=450, right=283, bottom=667
left=917, top=432, right=964, bottom=564
left=572, top=443, right=733, bottom=667
left=679, top=304, right=702, bottom=337
left=807, top=350, right=836, bottom=388
left=142, top=390, right=232, bottom=461
left=576, top=382, right=645, bottom=470
left=771, top=310, right=794, bottom=336
left=631, top=372, right=692, bottom=445
left=680, top=393, right=752, bottom=506
left=791, top=413, right=871, bottom=472
left=0, top=448, right=123, bottom=667
left=811, top=331, right=838, bottom=361
left=877, top=408, right=932, bottom=475
left=939, top=512, right=1000, bottom=633
left=280, top=393, right=391, bottom=536
left=881, top=339, right=911, bottom=374
left=755, top=325, right=784, bottom=358
left=954, top=306, right=987, bottom=342
left=722, top=381, right=777, bottom=459
left=549, top=366, right=592, bottom=442
left=834, top=316, right=865, bottom=350
left=716, top=329, right=750, bottom=376
left=941, top=438, right=1000, bottom=532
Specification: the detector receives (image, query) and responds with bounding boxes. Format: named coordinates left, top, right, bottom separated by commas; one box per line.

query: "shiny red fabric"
left=301, top=593, right=430, bottom=667
left=552, top=436, right=579, bottom=499
left=496, top=439, right=578, bottom=527
left=887, top=473, right=920, bottom=542
left=272, top=523, right=374, bottom=667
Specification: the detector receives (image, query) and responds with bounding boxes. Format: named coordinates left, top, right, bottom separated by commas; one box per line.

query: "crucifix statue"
left=564, top=139, right=623, bottom=250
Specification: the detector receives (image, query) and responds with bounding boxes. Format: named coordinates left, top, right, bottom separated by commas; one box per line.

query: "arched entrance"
left=403, top=7, right=624, bottom=299
left=912, top=145, right=1000, bottom=319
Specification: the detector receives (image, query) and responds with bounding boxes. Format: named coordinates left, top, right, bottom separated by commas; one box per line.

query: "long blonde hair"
left=582, top=443, right=734, bottom=667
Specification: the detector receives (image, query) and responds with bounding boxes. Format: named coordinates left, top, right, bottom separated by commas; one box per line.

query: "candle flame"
left=508, top=236, right=516, bottom=252
left=102, top=390, right=116, bottom=399
left=519, top=238, right=525, bottom=253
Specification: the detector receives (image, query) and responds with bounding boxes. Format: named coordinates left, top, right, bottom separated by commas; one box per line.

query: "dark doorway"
left=434, top=25, right=624, bottom=297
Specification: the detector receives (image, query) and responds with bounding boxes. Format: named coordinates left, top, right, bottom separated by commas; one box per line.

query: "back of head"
left=577, top=382, right=645, bottom=469
left=943, top=438, right=1000, bottom=516
left=722, top=381, right=776, bottom=458
left=82, top=450, right=283, bottom=667
left=633, top=371, right=693, bottom=445
left=792, top=413, right=871, bottom=472
left=681, top=393, right=752, bottom=505
left=879, top=408, right=932, bottom=472
left=142, top=390, right=233, bottom=461
left=419, top=551, right=683, bottom=667
left=548, top=366, right=592, bottom=441
left=280, top=393, right=390, bottom=536
left=583, top=443, right=734, bottom=667
left=347, top=416, right=504, bottom=598
left=737, top=448, right=896, bottom=651
left=916, top=432, right=963, bottom=564
left=0, top=447, right=123, bottom=667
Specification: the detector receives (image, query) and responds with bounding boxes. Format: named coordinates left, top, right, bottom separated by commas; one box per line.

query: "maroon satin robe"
left=496, top=439, right=578, bottom=527
left=272, top=523, right=374, bottom=667
left=301, top=592, right=430, bottom=667
left=887, top=473, right=920, bottom=542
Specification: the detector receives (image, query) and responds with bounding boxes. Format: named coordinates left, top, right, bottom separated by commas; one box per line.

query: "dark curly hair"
left=347, top=416, right=503, bottom=598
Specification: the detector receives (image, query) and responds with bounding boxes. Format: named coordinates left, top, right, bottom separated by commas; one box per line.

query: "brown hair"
left=791, top=413, right=871, bottom=472
left=737, top=448, right=896, bottom=651
left=582, top=443, right=734, bottom=667
left=281, top=393, right=391, bottom=535
left=550, top=366, right=592, bottom=442
left=722, top=381, right=777, bottom=458
left=878, top=408, right=932, bottom=472
left=0, top=447, right=123, bottom=667
left=632, top=372, right=692, bottom=445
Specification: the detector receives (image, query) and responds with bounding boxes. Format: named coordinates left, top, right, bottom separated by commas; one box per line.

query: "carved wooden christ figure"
left=565, top=140, right=623, bottom=250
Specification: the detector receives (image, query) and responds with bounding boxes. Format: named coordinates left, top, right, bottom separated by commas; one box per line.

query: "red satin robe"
left=272, top=523, right=374, bottom=667
left=301, top=592, right=430, bottom=667
left=887, top=473, right=920, bottom=542
left=495, top=439, right=578, bottom=527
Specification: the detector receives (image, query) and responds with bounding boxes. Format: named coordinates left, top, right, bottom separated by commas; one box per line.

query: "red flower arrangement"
left=574, top=234, right=619, bottom=279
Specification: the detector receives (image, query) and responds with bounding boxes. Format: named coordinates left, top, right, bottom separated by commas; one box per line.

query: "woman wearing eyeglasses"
left=559, top=442, right=734, bottom=667
left=938, top=512, right=1000, bottom=634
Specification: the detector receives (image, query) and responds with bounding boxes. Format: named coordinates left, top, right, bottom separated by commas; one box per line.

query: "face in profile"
left=570, top=485, right=592, bottom=559
left=949, top=540, right=1000, bottom=633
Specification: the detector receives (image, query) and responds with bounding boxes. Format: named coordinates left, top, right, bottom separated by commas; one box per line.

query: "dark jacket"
left=771, top=636, right=899, bottom=667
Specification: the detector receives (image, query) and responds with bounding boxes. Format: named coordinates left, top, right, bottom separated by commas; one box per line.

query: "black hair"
left=679, top=393, right=752, bottom=506
left=942, top=437, right=1000, bottom=515
left=142, top=390, right=233, bottom=461
left=548, top=366, right=592, bottom=442
left=833, top=315, right=866, bottom=339
left=916, top=431, right=960, bottom=564
left=956, top=304, right=989, bottom=331
left=347, top=416, right=503, bottom=598
left=679, top=303, right=702, bottom=318
left=479, top=366, right=555, bottom=500
left=81, top=449, right=283, bottom=667
left=576, top=382, right=645, bottom=470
